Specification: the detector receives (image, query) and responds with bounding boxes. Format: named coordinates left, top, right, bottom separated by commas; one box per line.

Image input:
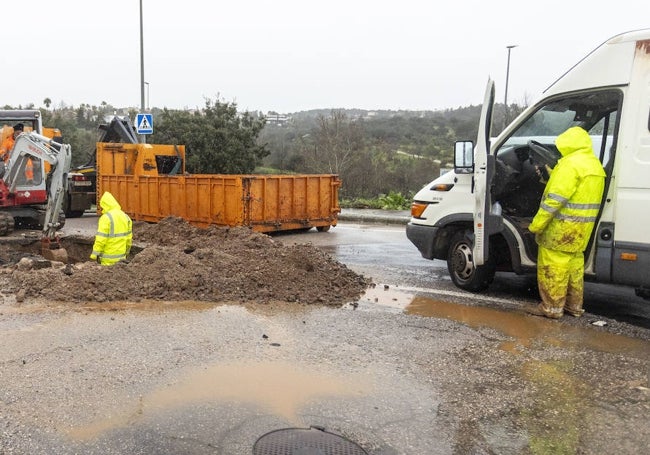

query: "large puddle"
left=346, top=283, right=650, bottom=357
left=406, top=295, right=650, bottom=357
left=67, top=360, right=371, bottom=441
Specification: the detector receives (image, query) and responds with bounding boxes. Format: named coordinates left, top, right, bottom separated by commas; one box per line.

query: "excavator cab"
left=13, top=154, right=42, bottom=186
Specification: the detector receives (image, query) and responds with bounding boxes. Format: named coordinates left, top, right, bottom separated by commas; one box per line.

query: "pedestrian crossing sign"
left=135, top=113, right=153, bottom=134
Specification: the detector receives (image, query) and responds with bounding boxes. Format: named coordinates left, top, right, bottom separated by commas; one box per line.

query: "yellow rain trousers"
left=529, top=127, right=606, bottom=317
left=537, top=246, right=584, bottom=318
left=90, top=192, right=133, bottom=266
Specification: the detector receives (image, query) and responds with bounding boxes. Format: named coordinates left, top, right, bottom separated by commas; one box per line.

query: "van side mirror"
left=454, top=141, right=474, bottom=173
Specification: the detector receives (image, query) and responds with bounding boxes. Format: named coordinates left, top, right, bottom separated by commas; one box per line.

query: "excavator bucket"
left=41, top=237, right=68, bottom=263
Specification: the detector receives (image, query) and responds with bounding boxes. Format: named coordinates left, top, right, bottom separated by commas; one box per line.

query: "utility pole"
left=504, top=44, right=517, bottom=130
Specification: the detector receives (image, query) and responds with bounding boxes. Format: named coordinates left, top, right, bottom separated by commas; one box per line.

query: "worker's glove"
left=89, top=254, right=100, bottom=264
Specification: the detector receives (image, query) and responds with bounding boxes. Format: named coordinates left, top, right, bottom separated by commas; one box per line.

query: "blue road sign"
left=136, top=113, right=153, bottom=134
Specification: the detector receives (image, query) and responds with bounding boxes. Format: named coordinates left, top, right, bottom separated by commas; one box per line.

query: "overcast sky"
left=1, top=1, right=647, bottom=113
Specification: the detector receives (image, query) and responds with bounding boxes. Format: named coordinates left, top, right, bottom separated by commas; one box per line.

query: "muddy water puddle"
left=349, top=284, right=650, bottom=358
left=357, top=283, right=649, bottom=357
left=67, top=360, right=370, bottom=441
left=355, top=284, right=416, bottom=312
left=2, top=299, right=220, bottom=316
left=406, top=296, right=650, bottom=357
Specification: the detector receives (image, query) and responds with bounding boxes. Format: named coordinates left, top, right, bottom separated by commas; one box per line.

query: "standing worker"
left=528, top=126, right=606, bottom=319
left=90, top=192, right=133, bottom=266
left=1, top=123, right=24, bottom=162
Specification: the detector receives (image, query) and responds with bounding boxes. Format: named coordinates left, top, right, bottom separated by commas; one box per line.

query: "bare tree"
left=304, top=110, right=364, bottom=175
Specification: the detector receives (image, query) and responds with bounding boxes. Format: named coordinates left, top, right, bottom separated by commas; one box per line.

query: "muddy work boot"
left=526, top=304, right=562, bottom=319
left=564, top=306, right=585, bottom=318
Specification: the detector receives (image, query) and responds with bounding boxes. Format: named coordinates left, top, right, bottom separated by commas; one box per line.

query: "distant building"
left=266, top=112, right=291, bottom=126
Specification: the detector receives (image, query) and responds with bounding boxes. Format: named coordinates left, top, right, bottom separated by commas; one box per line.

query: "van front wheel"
left=447, top=231, right=495, bottom=292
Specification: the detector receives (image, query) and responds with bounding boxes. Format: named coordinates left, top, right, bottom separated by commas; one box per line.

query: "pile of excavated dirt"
left=2, top=217, right=371, bottom=306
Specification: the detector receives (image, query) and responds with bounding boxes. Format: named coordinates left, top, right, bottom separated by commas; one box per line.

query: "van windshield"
left=497, top=89, right=621, bottom=164
left=490, top=89, right=621, bottom=220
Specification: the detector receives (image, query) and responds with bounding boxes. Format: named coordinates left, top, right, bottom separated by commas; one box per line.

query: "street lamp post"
left=139, top=0, right=145, bottom=111
left=139, top=0, right=146, bottom=143
left=504, top=44, right=517, bottom=129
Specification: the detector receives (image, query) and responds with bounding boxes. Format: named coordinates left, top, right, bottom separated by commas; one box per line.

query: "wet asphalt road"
left=272, top=219, right=650, bottom=331
left=1, top=214, right=649, bottom=454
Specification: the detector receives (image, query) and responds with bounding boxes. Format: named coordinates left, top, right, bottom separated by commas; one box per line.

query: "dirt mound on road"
left=3, top=217, right=370, bottom=306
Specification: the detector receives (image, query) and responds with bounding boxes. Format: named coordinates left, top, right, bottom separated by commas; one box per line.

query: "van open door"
left=472, top=79, right=502, bottom=265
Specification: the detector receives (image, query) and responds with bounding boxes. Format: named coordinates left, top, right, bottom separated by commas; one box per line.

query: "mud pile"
left=4, top=217, right=370, bottom=305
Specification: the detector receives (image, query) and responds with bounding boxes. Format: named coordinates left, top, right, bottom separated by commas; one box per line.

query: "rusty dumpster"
left=96, top=142, right=340, bottom=233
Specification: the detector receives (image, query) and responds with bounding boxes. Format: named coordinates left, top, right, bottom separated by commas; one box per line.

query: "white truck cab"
left=406, top=29, right=650, bottom=297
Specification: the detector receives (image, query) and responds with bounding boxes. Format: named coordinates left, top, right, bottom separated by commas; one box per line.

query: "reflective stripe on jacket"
left=529, top=127, right=606, bottom=253
left=91, top=192, right=133, bottom=266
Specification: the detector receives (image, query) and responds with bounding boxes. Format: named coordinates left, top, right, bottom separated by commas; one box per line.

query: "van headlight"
left=430, top=183, right=454, bottom=191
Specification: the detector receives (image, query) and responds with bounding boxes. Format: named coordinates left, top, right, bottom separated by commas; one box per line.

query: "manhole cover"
left=253, top=426, right=368, bottom=455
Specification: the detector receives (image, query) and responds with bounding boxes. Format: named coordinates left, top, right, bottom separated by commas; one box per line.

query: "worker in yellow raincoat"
left=528, top=126, right=606, bottom=319
left=90, top=192, right=133, bottom=266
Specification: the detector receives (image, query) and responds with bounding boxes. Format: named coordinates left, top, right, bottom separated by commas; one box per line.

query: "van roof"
left=544, top=28, right=650, bottom=97
left=606, top=28, right=650, bottom=43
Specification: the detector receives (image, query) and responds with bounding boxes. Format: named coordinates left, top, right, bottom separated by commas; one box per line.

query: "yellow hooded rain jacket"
left=90, top=192, right=133, bottom=266
left=529, top=126, right=606, bottom=252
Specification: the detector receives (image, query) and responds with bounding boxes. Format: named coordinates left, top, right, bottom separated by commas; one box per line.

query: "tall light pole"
left=504, top=44, right=517, bottom=129
left=139, top=0, right=146, bottom=142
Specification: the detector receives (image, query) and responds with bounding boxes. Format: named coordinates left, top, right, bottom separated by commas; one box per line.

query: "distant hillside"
left=257, top=104, right=528, bottom=199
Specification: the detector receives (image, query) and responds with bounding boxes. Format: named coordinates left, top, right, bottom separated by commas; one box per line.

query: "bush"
left=378, top=191, right=412, bottom=210
left=340, top=191, right=412, bottom=210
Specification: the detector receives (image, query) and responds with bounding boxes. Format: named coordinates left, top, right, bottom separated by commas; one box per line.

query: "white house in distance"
left=266, top=112, right=291, bottom=126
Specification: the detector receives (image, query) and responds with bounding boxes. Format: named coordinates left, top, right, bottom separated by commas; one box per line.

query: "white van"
left=406, top=29, right=650, bottom=297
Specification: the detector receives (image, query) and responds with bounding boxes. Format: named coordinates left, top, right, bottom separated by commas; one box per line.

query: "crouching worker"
left=90, top=192, right=133, bottom=266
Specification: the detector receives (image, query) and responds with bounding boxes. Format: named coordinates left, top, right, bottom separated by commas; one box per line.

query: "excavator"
left=0, top=109, right=93, bottom=219
left=0, top=130, right=71, bottom=262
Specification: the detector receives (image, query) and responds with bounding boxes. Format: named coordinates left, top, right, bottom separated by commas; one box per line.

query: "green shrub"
left=378, top=191, right=411, bottom=210
left=340, top=191, right=412, bottom=210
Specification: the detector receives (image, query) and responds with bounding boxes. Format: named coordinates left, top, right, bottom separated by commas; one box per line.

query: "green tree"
left=150, top=98, right=268, bottom=174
